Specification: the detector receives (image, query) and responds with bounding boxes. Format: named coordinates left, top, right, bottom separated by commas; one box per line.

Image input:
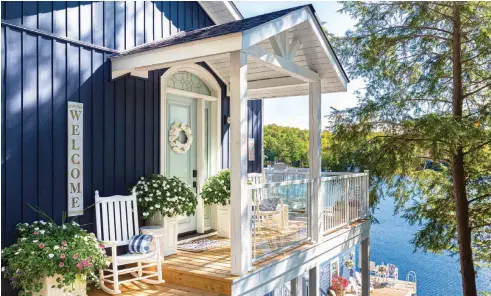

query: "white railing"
left=249, top=179, right=310, bottom=261
left=248, top=170, right=369, bottom=261
left=321, top=172, right=369, bottom=234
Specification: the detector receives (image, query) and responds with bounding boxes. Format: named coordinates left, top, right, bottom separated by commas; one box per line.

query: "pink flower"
left=87, top=262, right=93, bottom=268
left=72, top=253, right=79, bottom=260
left=38, top=243, right=45, bottom=249
left=59, top=262, right=64, bottom=268
left=76, top=262, right=83, bottom=270
left=60, top=254, right=66, bottom=259
left=82, top=260, right=89, bottom=267
left=99, top=244, right=105, bottom=249
left=61, top=241, right=67, bottom=246
left=33, top=231, right=39, bottom=235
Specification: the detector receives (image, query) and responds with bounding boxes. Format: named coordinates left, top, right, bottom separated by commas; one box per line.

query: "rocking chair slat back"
left=95, top=191, right=140, bottom=246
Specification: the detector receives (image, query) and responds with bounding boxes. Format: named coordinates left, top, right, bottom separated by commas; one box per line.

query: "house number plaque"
left=68, top=102, right=84, bottom=216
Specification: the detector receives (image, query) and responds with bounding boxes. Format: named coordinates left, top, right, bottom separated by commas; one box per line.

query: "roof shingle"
left=112, top=4, right=313, bottom=58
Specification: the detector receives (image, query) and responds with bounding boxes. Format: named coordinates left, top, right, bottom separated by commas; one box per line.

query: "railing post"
left=345, top=178, right=349, bottom=225
left=364, top=170, right=369, bottom=218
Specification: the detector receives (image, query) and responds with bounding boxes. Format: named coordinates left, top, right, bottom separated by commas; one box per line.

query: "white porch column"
left=230, top=50, right=252, bottom=276
left=309, top=81, right=322, bottom=243
left=361, top=237, right=370, bottom=296
left=308, top=265, right=319, bottom=296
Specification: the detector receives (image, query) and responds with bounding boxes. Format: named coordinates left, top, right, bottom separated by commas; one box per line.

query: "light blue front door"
left=166, top=94, right=197, bottom=234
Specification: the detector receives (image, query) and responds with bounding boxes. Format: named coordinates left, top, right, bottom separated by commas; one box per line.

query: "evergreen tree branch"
left=468, top=193, right=491, bottom=204
left=463, top=82, right=491, bottom=98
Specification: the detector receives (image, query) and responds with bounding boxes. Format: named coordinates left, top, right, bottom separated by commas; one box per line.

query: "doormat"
left=177, top=238, right=229, bottom=253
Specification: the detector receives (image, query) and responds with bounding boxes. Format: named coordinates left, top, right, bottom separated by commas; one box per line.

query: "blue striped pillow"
left=128, top=234, right=153, bottom=254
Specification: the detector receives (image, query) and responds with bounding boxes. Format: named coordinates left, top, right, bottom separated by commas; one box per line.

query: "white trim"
left=243, top=45, right=319, bottom=83
left=197, top=98, right=206, bottom=233
left=305, top=9, right=348, bottom=90
left=166, top=87, right=218, bottom=102
left=198, top=1, right=242, bottom=25
left=160, top=64, right=223, bottom=235
left=242, top=7, right=310, bottom=49
left=112, top=33, right=243, bottom=77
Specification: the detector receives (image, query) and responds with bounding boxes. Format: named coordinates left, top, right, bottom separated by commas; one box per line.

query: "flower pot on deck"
left=146, top=213, right=178, bottom=256
left=30, top=275, right=86, bottom=296
left=217, top=204, right=231, bottom=238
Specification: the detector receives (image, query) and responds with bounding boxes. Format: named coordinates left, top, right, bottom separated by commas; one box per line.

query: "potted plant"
left=201, top=169, right=230, bottom=238
left=133, top=174, right=197, bottom=255
left=330, top=275, right=349, bottom=296
left=1, top=219, right=107, bottom=296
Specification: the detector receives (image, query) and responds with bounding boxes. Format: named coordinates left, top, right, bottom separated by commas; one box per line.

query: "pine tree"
left=330, top=2, right=491, bottom=295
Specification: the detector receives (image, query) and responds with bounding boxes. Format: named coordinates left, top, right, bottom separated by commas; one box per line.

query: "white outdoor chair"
left=370, top=261, right=377, bottom=275
left=95, top=190, right=164, bottom=294
left=387, top=263, right=398, bottom=287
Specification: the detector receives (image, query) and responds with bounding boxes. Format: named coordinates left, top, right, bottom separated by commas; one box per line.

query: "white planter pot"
left=217, top=204, right=231, bottom=238
left=30, top=275, right=86, bottom=296
left=146, top=213, right=178, bottom=256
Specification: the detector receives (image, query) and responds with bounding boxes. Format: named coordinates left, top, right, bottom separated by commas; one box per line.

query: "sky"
left=234, top=1, right=363, bottom=129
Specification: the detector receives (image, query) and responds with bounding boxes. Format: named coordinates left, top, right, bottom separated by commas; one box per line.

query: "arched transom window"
left=166, top=71, right=211, bottom=96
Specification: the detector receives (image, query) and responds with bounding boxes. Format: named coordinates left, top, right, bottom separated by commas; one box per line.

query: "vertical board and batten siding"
left=1, top=1, right=263, bottom=250
left=0, top=1, right=226, bottom=248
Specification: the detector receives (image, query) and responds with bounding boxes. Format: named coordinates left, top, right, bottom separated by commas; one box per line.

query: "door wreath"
left=169, top=122, right=193, bottom=153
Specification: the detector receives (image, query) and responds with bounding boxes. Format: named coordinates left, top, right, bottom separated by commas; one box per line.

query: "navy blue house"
left=1, top=1, right=262, bottom=248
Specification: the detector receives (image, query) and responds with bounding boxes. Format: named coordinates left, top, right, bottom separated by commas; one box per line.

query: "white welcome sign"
left=68, top=102, right=84, bottom=216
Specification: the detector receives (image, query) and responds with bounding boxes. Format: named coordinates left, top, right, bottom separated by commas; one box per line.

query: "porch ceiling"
left=109, top=5, right=349, bottom=99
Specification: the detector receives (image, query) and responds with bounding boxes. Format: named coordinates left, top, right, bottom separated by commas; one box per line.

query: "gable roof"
left=114, top=5, right=310, bottom=58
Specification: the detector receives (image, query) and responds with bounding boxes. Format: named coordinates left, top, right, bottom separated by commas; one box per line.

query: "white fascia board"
left=198, top=1, right=242, bottom=25
left=243, top=45, right=319, bottom=83
left=223, top=1, right=243, bottom=21
left=305, top=10, right=348, bottom=91
left=242, top=7, right=310, bottom=49
left=110, top=33, right=242, bottom=75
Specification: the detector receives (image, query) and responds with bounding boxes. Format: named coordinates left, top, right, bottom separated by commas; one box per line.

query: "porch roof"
left=110, top=5, right=349, bottom=98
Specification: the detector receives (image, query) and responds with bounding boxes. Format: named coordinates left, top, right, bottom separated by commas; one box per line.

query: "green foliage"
left=201, top=169, right=231, bottom=206
left=264, top=124, right=336, bottom=170
left=1, top=221, right=108, bottom=295
left=133, top=174, right=197, bottom=218
left=329, top=0, right=491, bottom=273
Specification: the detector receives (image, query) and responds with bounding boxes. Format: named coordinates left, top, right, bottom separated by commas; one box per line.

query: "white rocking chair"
left=95, top=190, right=164, bottom=294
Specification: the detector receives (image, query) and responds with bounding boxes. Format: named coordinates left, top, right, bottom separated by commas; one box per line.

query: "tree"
left=330, top=2, right=491, bottom=295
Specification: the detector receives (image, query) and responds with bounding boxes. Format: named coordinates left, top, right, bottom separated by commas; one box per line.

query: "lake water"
left=370, top=197, right=490, bottom=295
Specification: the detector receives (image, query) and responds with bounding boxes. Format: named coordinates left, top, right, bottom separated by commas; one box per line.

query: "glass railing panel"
left=250, top=179, right=310, bottom=261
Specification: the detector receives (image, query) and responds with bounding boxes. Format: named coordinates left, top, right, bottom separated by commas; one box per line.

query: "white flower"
left=34, top=227, right=39, bottom=231
left=72, top=221, right=79, bottom=226
left=48, top=254, right=54, bottom=259
left=20, top=237, right=27, bottom=241
left=1, top=267, right=5, bottom=272
left=54, top=246, right=59, bottom=250
left=62, top=224, right=67, bottom=229
left=149, top=206, right=154, bottom=210
left=33, top=240, right=38, bottom=243
left=167, top=192, right=170, bottom=196
left=24, top=223, right=29, bottom=226
left=40, top=230, right=45, bottom=234
left=15, top=252, right=19, bottom=255
left=39, top=220, right=46, bottom=225
left=155, top=204, right=160, bottom=208
left=141, top=177, right=145, bottom=180
left=143, top=212, right=149, bottom=217
left=33, top=221, right=39, bottom=224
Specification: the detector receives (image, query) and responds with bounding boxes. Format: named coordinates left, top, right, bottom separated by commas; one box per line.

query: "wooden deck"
left=88, top=221, right=370, bottom=296
left=369, top=276, right=416, bottom=296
